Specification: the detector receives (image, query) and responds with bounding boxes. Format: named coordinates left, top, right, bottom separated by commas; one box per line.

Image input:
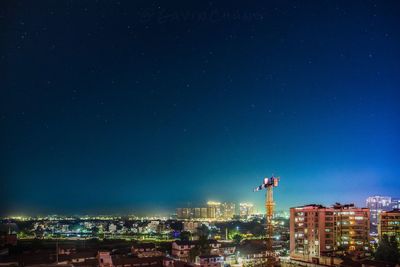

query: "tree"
left=232, top=233, right=243, bottom=245
left=248, top=221, right=265, bottom=237
left=91, top=226, right=99, bottom=236
left=189, top=245, right=201, bottom=263
left=198, top=234, right=210, bottom=254
left=197, top=224, right=210, bottom=239
left=189, top=235, right=210, bottom=263
left=375, top=235, right=400, bottom=263
left=180, top=231, right=191, bottom=241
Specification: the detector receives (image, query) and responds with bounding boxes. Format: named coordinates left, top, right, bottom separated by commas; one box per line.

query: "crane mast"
left=254, top=176, right=280, bottom=266
left=265, top=185, right=275, bottom=253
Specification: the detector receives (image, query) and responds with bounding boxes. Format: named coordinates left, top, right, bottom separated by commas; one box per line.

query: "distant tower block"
left=254, top=176, right=280, bottom=264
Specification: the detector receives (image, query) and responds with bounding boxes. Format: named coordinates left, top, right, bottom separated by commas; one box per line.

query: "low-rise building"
left=217, top=242, right=236, bottom=256
left=131, top=243, right=164, bottom=258
left=171, top=240, right=220, bottom=262
left=194, top=255, right=224, bottom=267
left=183, top=221, right=201, bottom=233
left=172, top=240, right=196, bottom=261
left=98, top=251, right=113, bottom=267
left=236, top=241, right=268, bottom=266
left=0, top=232, right=17, bottom=247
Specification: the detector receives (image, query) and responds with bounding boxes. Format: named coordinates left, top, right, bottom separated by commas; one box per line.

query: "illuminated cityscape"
left=1, top=0, right=400, bottom=266
left=1, top=194, right=399, bottom=266
left=176, top=201, right=237, bottom=220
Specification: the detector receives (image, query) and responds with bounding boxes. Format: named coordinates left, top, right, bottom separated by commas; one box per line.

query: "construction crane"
left=254, top=176, right=280, bottom=264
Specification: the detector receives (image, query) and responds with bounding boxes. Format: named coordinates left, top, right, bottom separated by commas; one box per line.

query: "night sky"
left=1, top=1, right=400, bottom=215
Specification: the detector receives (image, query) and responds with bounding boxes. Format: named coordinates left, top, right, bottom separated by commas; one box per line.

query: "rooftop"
left=174, top=239, right=218, bottom=246
left=382, top=209, right=400, bottom=214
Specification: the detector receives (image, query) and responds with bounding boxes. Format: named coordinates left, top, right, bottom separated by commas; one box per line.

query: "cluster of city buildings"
left=10, top=218, right=176, bottom=239
left=0, top=238, right=272, bottom=267
left=289, top=195, right=400, bottom=266
left=0, top=215, right=290, bottom=267
left=366, top=195, right=400, bottom=232
left=0, top=196, right=399, bottom=267
left=176, top=201, right=256, bottom=220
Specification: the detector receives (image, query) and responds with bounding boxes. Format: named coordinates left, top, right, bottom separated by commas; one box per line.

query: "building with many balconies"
left=378, top=209, right=400, bottom=244
left=290, top=203, right=370, bottom=265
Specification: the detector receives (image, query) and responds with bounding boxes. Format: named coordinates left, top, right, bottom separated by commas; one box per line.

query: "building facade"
left=194, top=255, right=224, bottom=267
left=221, top=202, right=236, bottom=219
left=390, top=198, right=400, bottom=210
left=177, top=208, right=192, bottom=220
left=183, top=221, right=201, bottom=233
left=207, top=201, right=220, bottom=219
left=290, top=204, right=370, bottom=264
left=131, top=243, right=164, bottom=258
left=239, top=203, right=254, bottom=218
left=171, top=240, right=221, bottom=262
left=378, top=209, right=400, bottom=243
left=366, top=196, right=391, bottom=229
left=177, top=202, right=236, bottom=220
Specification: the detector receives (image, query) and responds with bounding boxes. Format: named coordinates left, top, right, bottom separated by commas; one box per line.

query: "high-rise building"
left=177, top=208, right=192, bottom=219
left=366, top=196, right=391, bottom=228
left=221, top=202, right=236, bottom=219
left=290, top=204, right=334, bottom=261
left=177, top=207, right=212, bottom=220
left=390, top=198, right=400, bottom=210
left=177, top=201, right=236, bottom=220
left=239, top=203, right=254, bottom=218
left=183, top=221, right=201, bottom=232
left=205, top=201, right=236, bottom=220
left=290, top=204, right=370, bottom=264
left=200, top=208, right=208, bottom=219
left=194, top=208, right=201, bottom=218
left=334, top=204, right=370, bottom=252
left=207, top=201, right=221, bottom=219
left=378, top=209, right=400, bottom=243
left=207, top=206, right=216, bottom=219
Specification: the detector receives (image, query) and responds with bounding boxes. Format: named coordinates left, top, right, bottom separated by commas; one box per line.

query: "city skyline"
left=3, top=194, right=399, bottom=218
left=2, top=1, right=400, bottom=216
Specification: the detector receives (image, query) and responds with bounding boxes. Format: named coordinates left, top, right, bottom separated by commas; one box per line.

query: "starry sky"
left=1, top=1, right=400, bottom=215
